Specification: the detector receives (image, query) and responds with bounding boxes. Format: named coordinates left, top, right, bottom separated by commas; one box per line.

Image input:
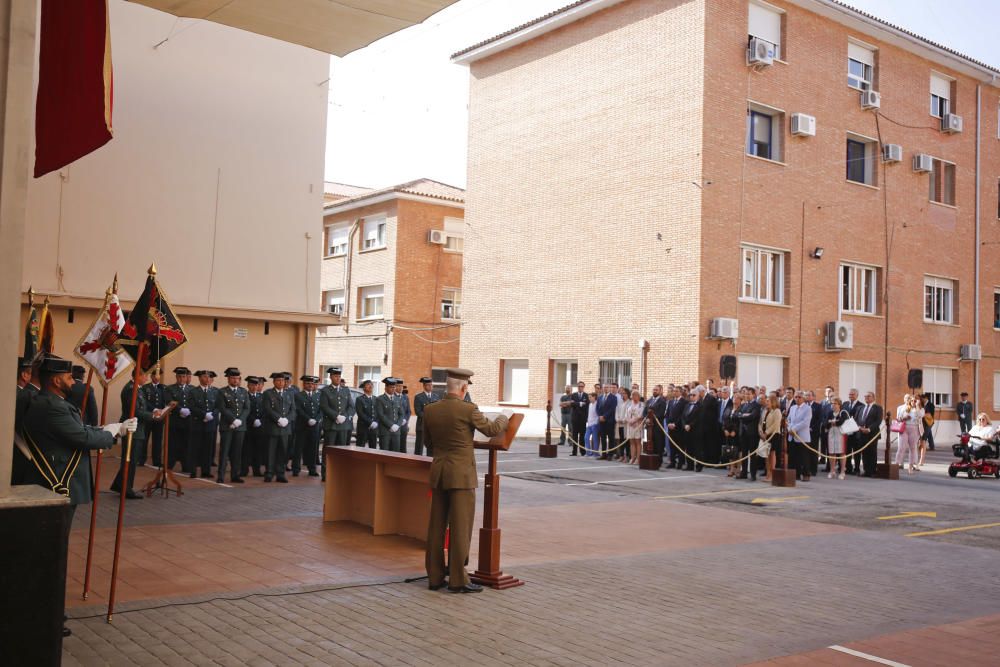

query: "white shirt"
left=586, top=402, right=599, bottom=427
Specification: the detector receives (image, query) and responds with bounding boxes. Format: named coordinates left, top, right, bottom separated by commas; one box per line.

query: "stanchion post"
left=772, top=420, right=795, bottom=487
left=539, top=400, right=557, bottom=458
left=639, top=409, right=661, bottom=470
left=876, top=414, right=899, bottom=480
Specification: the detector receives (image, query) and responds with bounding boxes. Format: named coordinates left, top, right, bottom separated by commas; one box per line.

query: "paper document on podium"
left=474, top=410, right=520, bottom=450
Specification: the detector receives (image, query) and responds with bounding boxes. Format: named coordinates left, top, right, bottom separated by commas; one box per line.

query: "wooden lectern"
left=144, top=402, right=182, bottom=498
left=470, top=412, right=524, bottom=590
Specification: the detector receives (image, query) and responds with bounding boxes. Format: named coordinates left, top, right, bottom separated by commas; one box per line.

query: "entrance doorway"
left=551, top=360, right=578, bottom=403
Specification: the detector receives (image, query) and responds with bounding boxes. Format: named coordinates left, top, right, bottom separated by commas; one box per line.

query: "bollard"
left=539, top=400, right=557, bottom=458
left=639, top=409, right=661, bottom=470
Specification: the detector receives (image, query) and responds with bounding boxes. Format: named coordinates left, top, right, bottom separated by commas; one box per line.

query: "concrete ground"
left=62, top=439, right=1000, bottom=666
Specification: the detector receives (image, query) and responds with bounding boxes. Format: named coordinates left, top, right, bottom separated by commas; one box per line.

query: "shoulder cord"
left=21, top=427, right=84, bottom=497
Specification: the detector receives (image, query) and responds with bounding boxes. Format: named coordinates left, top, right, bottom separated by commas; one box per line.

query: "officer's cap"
left=196, top=369, right=217, bottom=378
left=360, top=379, right=372, bottom=388
left=269, top=372, right=285, bottom=379
left=282, top=372, right=293, bottom=380
left=173, top=366, right=192, bottom=375
left=224, top=367, right=241, bottom=377
left=40, top=355, right=73, bottom=374
left=419, top=377, right=433, bottom=384
left=445, top=368, right=474, bottom=384
left=381, top=378, right=397, bottom=386
left=300, top=374, right=319, bottom=383
left=245, top=376, right=259, bottom=384
left=327, top=366, right=342, bottom=376
left=17, top=356, right=33, bottom=369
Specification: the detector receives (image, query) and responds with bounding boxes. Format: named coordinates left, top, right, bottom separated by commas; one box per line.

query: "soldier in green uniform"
left=398, top=382, right=411, bottom=453
left=12, top=356, right=39, bottom=485
left=140, top=368, right=167, bottom=467
left=354, top=379, right=377, bottom=449
left=294, top=375, right=322, bottom=477
left=320, top=367, right=354, bottom=447
left=413, top=376, right=439, bottom=457
left=110, top=369, right=154, bottom=499
left=216, top=367, right=249, bottom=484
left=262, top=371, right=293, bottom=483
left=283, top=371, right=298, bottom=473
left=423, top=368, right=508, bottom=593
left=188, top=370, right=219, bottom=479
left=243, top=376, right=267, bottom=477
left=375, top=378, right=404, bottom=452
left=164, top=366, right=194, bottom=472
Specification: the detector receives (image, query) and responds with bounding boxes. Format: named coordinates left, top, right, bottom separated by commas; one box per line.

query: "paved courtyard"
left=63, top=440, right=1000, bottom=666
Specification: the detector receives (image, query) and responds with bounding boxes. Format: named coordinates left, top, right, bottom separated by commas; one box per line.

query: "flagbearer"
left=320, top=367, right=355, bottom=448
left=165, top=367, right=194, bottom=472
left=189, top=370, right=219, bottom=479
left=110, top=368, right=154, bottom=499
left=294, top=375, right=322, bottom=477
left=263, top=372, right=294, bottom=483
left=243, top=376, right=267, bottom=477
left=217, top=367, right=250, bottom=484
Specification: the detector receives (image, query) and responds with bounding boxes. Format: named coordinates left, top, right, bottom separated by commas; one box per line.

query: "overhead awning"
left=126, top=0, right=458, bottom=56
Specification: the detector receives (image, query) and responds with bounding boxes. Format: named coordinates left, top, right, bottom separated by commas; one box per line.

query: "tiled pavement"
left=62, top=442, right=1000, bottom=665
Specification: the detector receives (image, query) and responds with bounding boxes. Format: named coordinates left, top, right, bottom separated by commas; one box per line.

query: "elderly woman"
left=826, top=397, right=850, bottom=479
left=969, top=413, right=999, bottom=456
left=894, top=393, right=923, bottom=474
left=757, top=394, right=782, bottom=481
left=625, top=390, right=645, bottom=465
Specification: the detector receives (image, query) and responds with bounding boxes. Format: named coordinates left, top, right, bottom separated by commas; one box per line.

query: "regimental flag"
left=37, top=300, right=55, bottom=359
left=34, top=0, right=114, bottom=178
left=75, top=286, right=133, bottom=386
left=118, top=270, right=187, bottom=373
left=23, top=301, right=40, bottom=361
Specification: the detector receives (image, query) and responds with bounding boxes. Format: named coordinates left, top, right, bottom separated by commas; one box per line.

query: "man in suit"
left=820, top=386, right=835, bottom=472
left=857, top=391, right=884, bottom=477
left=807, top=390, right=824, bottom=476
left=596, top=382, right=617, bottom=460
left=293, top=375, right=322, bottom=477
left=376, top=378, right=405, bottom=452
left=110, top=368, right=154, bottom=499
left=665, top=386, right=686, bottom=469
left=779, top=386, right=795, bottom=415
left=736, top=387, right=762, bottom=479
left=956, top=392, right=974, bottom=434
left=262, top=372, right=293, bottom=483
left=140, top=368, right=167, bottom=467
left=320, top=367, right=354, bottom=448
left=700, top=385, right=721, bottom=464
left=243, top=377, right=267, bottom=477
left=188, top=370, right=219, bottom=479
left=569, top=381, right=588, bottom=456
left=423, top=368, right=508, bottom=594
left=164, top=367, right=194, bottom=472
left=216, top=367, right=249, bottom=484
left=646, top=384, right=667, bottom=459
left=413, top=377, right=439, bottom=456
left=354, top=380, right=378, bottom=451
left=842, top=388, right=862, bottom=474
left=66, top=365, right=98, bottom=427
left=398, top=382, right=412, bottom=453
left=680, top=388, right=703, bottom=471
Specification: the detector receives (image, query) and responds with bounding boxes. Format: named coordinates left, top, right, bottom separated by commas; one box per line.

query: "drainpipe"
left=974, top=84, right=981, bottom=411
left=342, top=219, right=360, bottom=334
left=639, top=339, right=649, bottom=397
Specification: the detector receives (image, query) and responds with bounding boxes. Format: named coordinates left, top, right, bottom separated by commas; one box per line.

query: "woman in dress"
left=625, top=390, right=645, bottom=465
left=826, top=397, right=850, bottom=479
left=893, top=394, right=923, bottom=474
left=757, top=394, right=782, bottom=481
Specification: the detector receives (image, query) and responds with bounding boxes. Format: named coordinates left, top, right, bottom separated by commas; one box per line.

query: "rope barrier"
left=547, top=415, right=634, bottom=455
left=653, top=418, right=758, bottom=468
left=788, top=427, right=883, bottom=461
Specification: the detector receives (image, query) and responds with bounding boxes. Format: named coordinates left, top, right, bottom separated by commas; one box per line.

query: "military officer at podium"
left=263, top=371, right=293, bottom=483
left=376, top=378, right=404, bottom=452
left=320, top=367, right=354, bottom=448
left=424, top=368, right=507, bottom=593
left=294, top=374, right=322, bottom=477
left=216, top=367, right=249, bottom=484
left=413, top=376, right=439, bottom=457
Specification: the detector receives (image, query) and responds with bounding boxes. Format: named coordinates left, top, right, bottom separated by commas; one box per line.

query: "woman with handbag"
left=757, top=394, right=782, bottom=481
left=826, top=397, right=854, bottom=479
left=893, top=394, right=923, bottom=474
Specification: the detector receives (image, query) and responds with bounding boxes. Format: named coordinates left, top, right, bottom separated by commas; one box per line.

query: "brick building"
left=451, top=0, right=1000, bottom=435
left=315, top=179, right=465, bottom=393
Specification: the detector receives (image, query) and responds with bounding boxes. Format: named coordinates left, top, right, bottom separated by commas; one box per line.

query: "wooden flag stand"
left=470, top=412, right=524, bottom=590
left=144, top=402, right=181, bottom=497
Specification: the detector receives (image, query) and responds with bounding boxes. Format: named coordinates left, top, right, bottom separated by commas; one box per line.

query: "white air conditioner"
left=427, top=229, right=446, bottom=245
left=747, top=37, right=775, bottom=66
left=328, top=304, right=343, bottom=316
left=825, top=321, right=854, bottom=350
left=790, top=113, right=816, bottom=137
left=710, top=317, right=739, bottom=340
left=912, top=153, right=933, bottom=173
left=860, top=90, right=881, bottom=109
left=941, top=113, right=963, bottom=134
left=960, top=344, right=982, bottom=361
left=881, top=143, right=902, bottom=163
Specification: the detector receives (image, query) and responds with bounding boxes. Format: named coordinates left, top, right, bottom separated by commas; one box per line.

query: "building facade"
left=453, top=0, right=1000, bottom=434
left=315, top=179, right=465, bottom=393
left=19, top=0, right=329, bottom=416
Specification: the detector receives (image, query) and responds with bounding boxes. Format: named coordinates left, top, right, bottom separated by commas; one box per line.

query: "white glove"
left=390, top=424, right=399, bottom=433
left=278, top=417, right=289, bottom=428
left=253, top=419, right=262, bottom=428
left=204, top=412, right=214, bottom=422
left=335, top=415, right=346, bottom=424
left=120, top=418, right=138, bottom=436
left=179, top=407, right=191, bottom=418
left=308, top=418, right=317, bottom=426
left=102, top=423, right=122, bottom=437
left=370, top=421, right=377, bottom=429
left=231, top=419, right=242, bottom=429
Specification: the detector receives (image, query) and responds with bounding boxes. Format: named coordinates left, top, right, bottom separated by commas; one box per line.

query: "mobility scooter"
left=948, top=433, right=1000, bottom=479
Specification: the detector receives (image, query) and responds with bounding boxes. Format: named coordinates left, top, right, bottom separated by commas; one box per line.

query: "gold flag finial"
left=148, top=262, right=157, bottom=276
left=43, top=295, right=51, bottom=306
left=112, top=273, right=119, bottom=294
left=27, top=286, right=34, bottom=306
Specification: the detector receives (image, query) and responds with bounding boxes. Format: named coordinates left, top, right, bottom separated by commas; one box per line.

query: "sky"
left=324, top=0, right=1000, bottom=190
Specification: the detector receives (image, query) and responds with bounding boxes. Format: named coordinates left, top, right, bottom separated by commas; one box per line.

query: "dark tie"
left=862, top=404, right=870, bottom=422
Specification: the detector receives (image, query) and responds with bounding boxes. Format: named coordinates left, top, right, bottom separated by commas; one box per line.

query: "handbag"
left=890, top=419, right=906, bottom=433
left=756, top=438, right=771, bottom=458
left=721, top=442, right=739, bottom=461
left=841, top=415, right=860, bottom=435
left=923, top=413, right=935, bottom=427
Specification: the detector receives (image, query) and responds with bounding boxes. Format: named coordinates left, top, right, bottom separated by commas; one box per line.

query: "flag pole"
left=106, top=342, right=145, bottom=623
left=82, top=381, right=109, bottom=600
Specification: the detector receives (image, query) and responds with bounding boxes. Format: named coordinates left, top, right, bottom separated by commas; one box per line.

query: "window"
left=923, top=276, right=955, bottom=324
left=357, top=365, right=382, bottom=395
left=736, top=354, right=784, bottom=391
left=325, top=224, right=349, bottom=257
left=443, top=217, right=464, bottom=252
left=838, top=361, right=877, bottom=397
left=840, top=263, right=878, bottom=314
left=847, top=41, right=875, bottom=90
left=431, top=368, right=448, bottom=397
left=362, top=216, right=386, bottom=250
left=746, top=104, right=783, bottom=161
left=929, top=158, right=956, bottom=206
left=846, top=134, right=876, bottom=186
left=501, top=359, right=529, bottom=404
left=994, top=372, right=1000, bottom=410
left=598, top=359, right=632, bottom=388
left=993, top=290, right=999, bottom=329
left=923, top=366, right=954, bottom=408
left=324, top=289, right=344, bottom=316
left=359, top=284, right=384, bottom=319
left=748, top=1, right=782, bottom=60
left=930, top=72, right=952, bottom=118
left=441, top=288, right=461, bottom=320
left=741, top=245, right=786, bottom=304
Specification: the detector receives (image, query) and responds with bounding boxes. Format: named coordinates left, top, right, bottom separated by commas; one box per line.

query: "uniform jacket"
left=375, top=392, right=405, bottom=430
left=21, top=390, right=115, bottom=505
left=285, top=384, right=300, bottom=423
left=67, top=380, right=98, bottom=426
left=141, top=381, right=167, bottom=412
left=399, top=393, right=411, bottom=423
left=15, top=383, right=39, bottom=435
left=295, top=389, right=322, bottom=432
left=355, top=392, right=376, bottom=426
left=165, top=383, right=194, bottom=428
left=414, top=391, right=440, bottom=422
left=120, top=380, right=155, bottom=443
left=217, top=386, right=251, bottom=432
left=262, top=388, right=294, bottom=436
left=320, top=385, right=355, bottom=431
left=423, top=395, right=507, bottom=490
left=247, top=391, right=265, bottom=432
left=189, top=385, right=219, bottom=433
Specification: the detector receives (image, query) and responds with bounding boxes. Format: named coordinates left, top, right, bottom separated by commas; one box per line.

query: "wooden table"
left=322, top=446, right=431, bottom=542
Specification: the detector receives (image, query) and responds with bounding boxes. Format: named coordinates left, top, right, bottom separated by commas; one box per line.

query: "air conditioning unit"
left=328, top=304, right=343, bottom=316
left=941, top=113, right=963, bottom=134
left=881, top=143, right=902, bottom=163
left=427, top=229, right=446, bottom=245
left=912, top=153, right=933, bottom=173
left=960, top=344, right=982, bottom=361
left=825, top=321, right=854, bottom=350
left=747, top=37, right=775, bottom=66
left=790, top=113, right=816, bottom=137
left=860, top=90, right=881, bottom=109
left=710, top=317, right=739, bottom=340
